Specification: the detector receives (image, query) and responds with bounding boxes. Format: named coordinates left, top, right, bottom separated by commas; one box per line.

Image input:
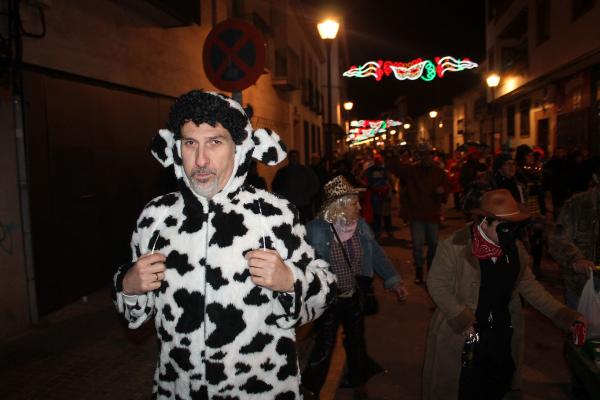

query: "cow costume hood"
left=113, top=90, right=335, bottom=400
left=150, top=90, right=287, bottom=204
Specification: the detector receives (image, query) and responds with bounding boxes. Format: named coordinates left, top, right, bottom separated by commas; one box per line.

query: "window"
left=232, top=0, right=244, bottom=17
left=488, top=0, right=516, bottom=22
left=474, top=97, right=487, bottom=118
left=572, top=0, right=594, bottom=20
left=317, top=127, right=322, bottom=155
left=149, top=0, right=202, bottom=25
left=300, top=46, right=306, bottom=81
left=275, top=49, right=287, bottom=77
left=536, top=0, right=550, bottom=45
left=488, top=47, right=495, bottom=71
left=501, top=40, right=528, bottom=71
left=519, top=100, right=530, bottom=137
left=507, top=105, right=516, bottom=137
left=457, top=119, right=465, bottom=135
left=572, top=88, right=582, bottom=109
left=304, top=121, right=310, bottom=164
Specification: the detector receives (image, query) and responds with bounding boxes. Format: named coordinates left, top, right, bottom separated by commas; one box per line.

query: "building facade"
left=485, top=0, right=600, bottom=155
left=415, top=105, right=454, bottom=153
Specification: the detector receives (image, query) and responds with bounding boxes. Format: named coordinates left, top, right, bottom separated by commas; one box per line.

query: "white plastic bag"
left=577, top=273, right=600, bottom=339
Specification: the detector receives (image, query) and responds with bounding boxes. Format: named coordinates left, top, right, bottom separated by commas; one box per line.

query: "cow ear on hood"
left=251, top=128, right=287, bottom=166
left=151, top=129, right=177, bottom=167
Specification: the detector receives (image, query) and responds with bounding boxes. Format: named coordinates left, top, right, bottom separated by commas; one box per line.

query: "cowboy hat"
left=471, top=189, right=530, bottom=222
left=321, top=175, right=365, bottom=208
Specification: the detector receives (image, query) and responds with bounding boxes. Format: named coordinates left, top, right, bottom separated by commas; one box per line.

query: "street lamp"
left=342, top=101, right=353, bottom=139
left=429, top=110, right=438, bottom=147
left=486, top=73, right=500, bottom=88
left=318, top=18, right=340, bottom=160
left=486, top=73, right=500, bottom=153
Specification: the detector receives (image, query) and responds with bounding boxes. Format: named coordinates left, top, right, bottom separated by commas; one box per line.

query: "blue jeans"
left=410, top=220, right=439, bottom=271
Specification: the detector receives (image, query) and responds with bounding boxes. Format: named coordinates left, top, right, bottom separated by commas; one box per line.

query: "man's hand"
left=392, top=284, right=408, bottom=302
left=122, top=252, right=166, bottom=295
left=246, top=249, right=294, bottom=292
left=572, top=259, right=594, bottom=274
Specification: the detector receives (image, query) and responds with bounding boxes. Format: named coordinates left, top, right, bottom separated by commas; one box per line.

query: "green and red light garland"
left=347, top=119, right=402, bottom=143
left=343, top=56, right=478, bottom=82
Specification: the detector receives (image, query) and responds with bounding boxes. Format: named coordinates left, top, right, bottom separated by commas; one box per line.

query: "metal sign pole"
left=232, top=91, right=242, bottom=106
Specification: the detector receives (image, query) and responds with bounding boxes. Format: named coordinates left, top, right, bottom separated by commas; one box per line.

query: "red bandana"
left=471, top=223, right=503, bottom=259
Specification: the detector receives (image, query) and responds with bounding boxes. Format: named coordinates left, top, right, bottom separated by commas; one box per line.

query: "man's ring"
left=154, top=272, right=160, bottom=282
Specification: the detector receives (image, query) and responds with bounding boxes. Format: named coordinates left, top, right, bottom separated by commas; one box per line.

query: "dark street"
left=0, top=205, right=575, bottom=400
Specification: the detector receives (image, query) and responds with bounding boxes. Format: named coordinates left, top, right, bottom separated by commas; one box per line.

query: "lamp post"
left=403, top=122, right=411, bottom=145
left=429, top=110, right=438, bottom=148
left=486, top=73, right=500, bottom=153
left=343, top=101, right=353, bottom=144
left=318, top=19, right=339, bottom=160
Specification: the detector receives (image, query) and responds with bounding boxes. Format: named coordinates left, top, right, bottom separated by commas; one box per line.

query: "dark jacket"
left=306, top=218, right=402, bottom=289
left=388, top=161, right=450, bottom=224
left=548, top=186, right=600, bottom=297
left=272, top=164, right=319, bottom=208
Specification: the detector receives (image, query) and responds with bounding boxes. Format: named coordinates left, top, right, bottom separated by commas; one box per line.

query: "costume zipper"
left=149, top=208, right=170, bottom=254
left=257, top=198, right=266, bottom=250
left=202, top=199, right=211, bottom=392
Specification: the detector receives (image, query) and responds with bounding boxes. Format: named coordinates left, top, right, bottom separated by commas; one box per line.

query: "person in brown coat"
left=388, top=147, right=450, bottom=283
left=423, top=189, right=586, bottom=400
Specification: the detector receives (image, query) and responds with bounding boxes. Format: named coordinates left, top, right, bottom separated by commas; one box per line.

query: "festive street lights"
left=318, top=19, right=339, bottom=159
left=486, top=73, right=500, bottom=153
left=429, top=110, right=438, bottom=147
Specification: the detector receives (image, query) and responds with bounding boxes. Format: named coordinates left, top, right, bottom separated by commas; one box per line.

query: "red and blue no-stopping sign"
left=203, top=19, right=267, bottom=92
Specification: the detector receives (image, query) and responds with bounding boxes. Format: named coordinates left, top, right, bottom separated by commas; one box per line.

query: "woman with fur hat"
left=301, top=175, right=408, bottom=400
left=423, top=189, right=586, bottom=400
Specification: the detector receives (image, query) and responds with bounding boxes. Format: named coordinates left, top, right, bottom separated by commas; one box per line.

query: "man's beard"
left=188, top=167, right=219, bottom=198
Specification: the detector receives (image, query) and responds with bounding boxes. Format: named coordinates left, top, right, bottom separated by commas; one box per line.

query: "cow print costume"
left=113, top=91, right=336, bottom=399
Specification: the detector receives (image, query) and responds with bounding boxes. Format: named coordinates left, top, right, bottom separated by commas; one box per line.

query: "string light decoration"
left=343, top=56, right=478, bottom=82
left=347, top=119, right=403, bottom=143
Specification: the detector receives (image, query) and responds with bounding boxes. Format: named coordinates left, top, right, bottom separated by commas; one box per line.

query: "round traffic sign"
left=203, top=19, right=267, bottom=92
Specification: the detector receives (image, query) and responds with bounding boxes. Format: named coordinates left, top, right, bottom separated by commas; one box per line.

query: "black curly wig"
left=166, top=90, right=249, bottom=144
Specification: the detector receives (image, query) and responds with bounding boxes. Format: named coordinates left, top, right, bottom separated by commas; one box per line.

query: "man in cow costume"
left=113, top=90, right=336, bottom=399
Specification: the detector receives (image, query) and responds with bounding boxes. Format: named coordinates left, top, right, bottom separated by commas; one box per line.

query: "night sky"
left=311, top=0, right=486, bottom=119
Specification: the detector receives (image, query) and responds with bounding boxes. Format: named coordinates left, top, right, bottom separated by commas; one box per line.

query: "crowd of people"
left=113, top=90, right=597, bottom=400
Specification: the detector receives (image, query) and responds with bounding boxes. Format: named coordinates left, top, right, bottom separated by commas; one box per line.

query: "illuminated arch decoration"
left=343, top=56, right=478, bottom=82
left=347, top=119, right=402, bottom=143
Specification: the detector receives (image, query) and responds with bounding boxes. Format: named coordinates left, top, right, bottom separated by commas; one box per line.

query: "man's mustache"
left=191, top=167, right=216, bottom=176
